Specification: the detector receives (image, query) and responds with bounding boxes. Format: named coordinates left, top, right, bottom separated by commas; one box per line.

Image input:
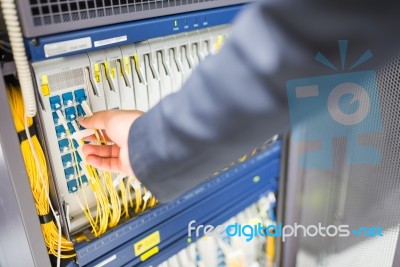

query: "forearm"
left=129, top=0, right=400, bottom=202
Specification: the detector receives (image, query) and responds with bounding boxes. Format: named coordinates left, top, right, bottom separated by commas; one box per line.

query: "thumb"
left=78, top=110, right=111, bottom=130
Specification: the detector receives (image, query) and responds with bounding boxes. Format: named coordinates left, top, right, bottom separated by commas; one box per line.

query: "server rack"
left=17, top=0, right=251, bottom=37
left=0, top=60, right=285, bottom=266
left=0, top=1, right=287, bottom=266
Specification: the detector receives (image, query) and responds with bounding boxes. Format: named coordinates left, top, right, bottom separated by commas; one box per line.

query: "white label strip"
left=94, top=254, right=117, bottom=267
left=94, top=35, right=127, bottom=47
left=44, top=37, right=92, bottom=58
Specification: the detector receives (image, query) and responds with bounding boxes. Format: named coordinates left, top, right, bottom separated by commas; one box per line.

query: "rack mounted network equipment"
left=0, top=1, right=287, bottom=266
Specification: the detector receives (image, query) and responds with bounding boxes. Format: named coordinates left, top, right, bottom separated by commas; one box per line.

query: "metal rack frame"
left=0, top=62, right=52, bottom=267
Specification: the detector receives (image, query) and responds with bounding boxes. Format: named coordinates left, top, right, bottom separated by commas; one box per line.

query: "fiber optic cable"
left=57, top=109, right=104, bottom=236
left=7, top=85, right=75, bottom=263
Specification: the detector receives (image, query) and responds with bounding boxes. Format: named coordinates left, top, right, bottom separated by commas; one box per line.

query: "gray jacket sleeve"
left=128, top=0, right=400, bottom=202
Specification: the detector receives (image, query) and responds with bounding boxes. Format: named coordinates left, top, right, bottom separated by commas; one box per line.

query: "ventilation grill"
left=48, top=68, right=84, bottom=91
left=29, top=0, right=216, bottom=26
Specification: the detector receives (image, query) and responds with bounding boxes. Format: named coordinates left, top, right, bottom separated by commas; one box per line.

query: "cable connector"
left=71, top=128, right=95, bottom=141
left=81, top=101, right=94, bottom=117
left=143, top=191, right=152, bottom=202
left=113, top=173, right=127, bottom=187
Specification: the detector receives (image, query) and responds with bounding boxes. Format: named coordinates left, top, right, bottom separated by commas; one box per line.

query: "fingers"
left=83, top=144, right=121, bottom=173
left=82, top=144, right=120, bottom=158
left=78, top=110, right=113, bottom=130
left=83, top=132, right=112, bottom=143
left=85, top=155, right=122, bottom=173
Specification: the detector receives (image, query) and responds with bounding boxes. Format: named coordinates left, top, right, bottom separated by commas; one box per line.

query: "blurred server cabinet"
left=283, top=54, right=400, bottom=267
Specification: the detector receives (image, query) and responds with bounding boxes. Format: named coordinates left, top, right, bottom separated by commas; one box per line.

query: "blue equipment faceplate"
left=74, top=141, right=281, bottom=266
left=139, top=184, right=274, bottom=267
left=26, top=5, right=245, bottom=62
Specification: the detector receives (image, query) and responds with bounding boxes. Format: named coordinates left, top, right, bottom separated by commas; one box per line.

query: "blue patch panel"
left=64, top=167, right=75, bottom=181
left=49, top=95, right=62, bottom=110
left=49, top=88, right=89, bottom=194
left=61, top=153, right=73, bottom=168
left=76, top=153, right=82, bottom=163
left=67, top=122, right=76, bottom=134
left=62, top=92, right=74, bottom=106
left=78, top=175, right=88, bottom=186
left=58, top=139, right=70, bottom=153
left=74, top=141, right=281, bottom=266
left=72, top=140, right=79, bottom=149
left=65, top=107, right=77, bottom=121
left=76, top=105, right=86, bottom=117
left=74, top=89, right=87, bottom=104
left=55, top=125, right=66, bottom=138
left=52, top=111, right=59, bottom=124
left=67, top=179, right=79, bottom=193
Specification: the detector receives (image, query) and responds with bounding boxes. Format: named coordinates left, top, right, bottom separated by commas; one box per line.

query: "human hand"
left=78, top=110, right=143, bottom=175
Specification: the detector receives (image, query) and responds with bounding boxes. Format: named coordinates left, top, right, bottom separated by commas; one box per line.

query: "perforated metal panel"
left=16, top=0, right=250, bottom=37
left=284, top=55, right=400, bottom=267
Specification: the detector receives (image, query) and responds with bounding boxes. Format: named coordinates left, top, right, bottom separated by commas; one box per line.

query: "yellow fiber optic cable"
left=9, top=83, right=158, bottom=258
left=97, top=132, right=122, bottom=228
left=266, top=234, right=275, bottom=267
left=7, top=85, right=75, bottom=258
left=60, top=111, right=104, bottom=236
left=127, top=177, right=134, bottom=209
left=119, top=181, right=130, bottom=220
left=70, top=105, right=157, bottom=235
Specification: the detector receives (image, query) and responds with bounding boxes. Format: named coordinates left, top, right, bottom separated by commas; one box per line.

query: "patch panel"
left=64, top=107, right=77, bottom=121
left=50, top=89, right=88, bottom=177
left=61, top=153, right=73, bottom=168
left=32, top=25, right=230, bottom=233
left=67, top=122, right=76, bottom=134
left=64, top=167, right=76, bottom=181
left=74, top=89, right=87, bottom=104
left=49, top=95, right=62, bottom=110
left=67, top=179, right=79, bottom=194
left=62, top=92, right=74, bottom=106
left=58, top=139, right=70, bottom=153
left=52, top=111, right=59, bottom=124
left=55, top=125, right=66, bottom=139
left=76, top=105, right=86, bottom=117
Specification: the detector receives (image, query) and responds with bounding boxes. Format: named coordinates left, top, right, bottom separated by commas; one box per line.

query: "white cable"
left=24, top=116, right=61, bottom=267
left=1, top=0, right=36, bottom=117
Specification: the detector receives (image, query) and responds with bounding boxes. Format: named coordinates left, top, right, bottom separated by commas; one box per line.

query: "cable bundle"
left=7, top=85, right=75, bottom=262
left=7, top=84, right=158, bottom=264
left=67, top=103, right=158, bottom=237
